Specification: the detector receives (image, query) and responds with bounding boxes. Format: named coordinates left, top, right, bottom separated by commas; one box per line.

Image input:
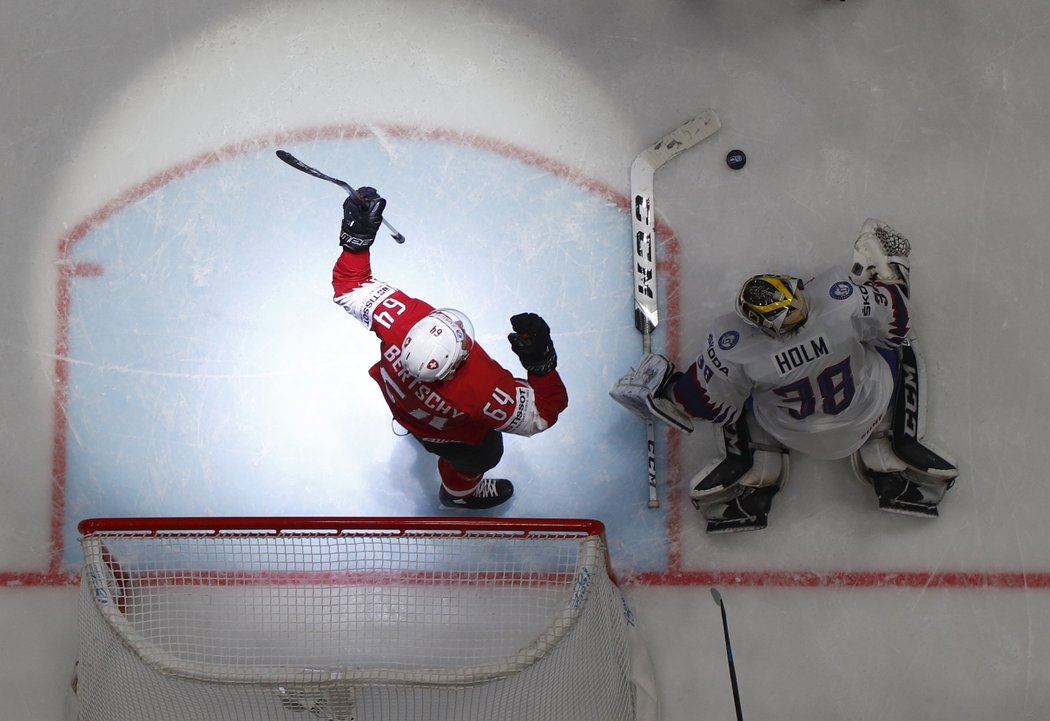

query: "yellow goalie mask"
left=736, top=275, right=809, bottom=338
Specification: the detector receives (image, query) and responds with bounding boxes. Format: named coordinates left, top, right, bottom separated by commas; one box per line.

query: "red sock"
left=438, top=458, right=482, bottom=497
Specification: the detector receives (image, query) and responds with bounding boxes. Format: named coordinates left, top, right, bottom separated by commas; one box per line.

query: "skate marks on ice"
left=51, top=131, right=673, bottom=572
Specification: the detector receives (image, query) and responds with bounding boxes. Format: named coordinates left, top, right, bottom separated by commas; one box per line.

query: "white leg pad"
left=689, top=414, right=790, bottom=533
left=690, top=415, right=788, bottom=505
left=740, top=414, right=789, bottom=489
left=858, top=435, right=908, bottom=474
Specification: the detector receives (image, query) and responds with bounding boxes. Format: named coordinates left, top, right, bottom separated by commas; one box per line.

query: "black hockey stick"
left=275, top=150, right=406, bottom=244
left=710, top=588, right=744, bottom=721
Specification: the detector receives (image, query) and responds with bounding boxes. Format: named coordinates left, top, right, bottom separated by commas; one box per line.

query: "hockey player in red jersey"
left=611, top=219, right=957, bottom=532
left=332, top=187, right=568, bottom=510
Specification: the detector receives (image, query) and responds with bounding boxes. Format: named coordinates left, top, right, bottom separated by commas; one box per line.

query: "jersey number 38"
left=773, top=357, right=855, bottom=419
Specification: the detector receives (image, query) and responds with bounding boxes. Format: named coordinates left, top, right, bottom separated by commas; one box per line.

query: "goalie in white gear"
left=611, top=219, right=957, bottom=532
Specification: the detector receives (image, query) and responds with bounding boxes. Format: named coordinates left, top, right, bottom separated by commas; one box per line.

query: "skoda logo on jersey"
left=830, top=281, right=854, bottom=300
left=718, top=331, right=740, bottom=350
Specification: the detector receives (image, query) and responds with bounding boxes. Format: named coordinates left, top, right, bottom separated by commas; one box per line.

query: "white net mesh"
left=73, top=519, right=655, bottom=721
left=873, top=222, right=911, bottom=257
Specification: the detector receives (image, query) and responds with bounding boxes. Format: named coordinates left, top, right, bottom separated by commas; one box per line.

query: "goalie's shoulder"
left=703, top=312, right=769, bottom=359
left=690, top=313, right=771, bottom=386
left=808, top=266, right=859, bottom=296
left=805, top=267, right=877, bottom=312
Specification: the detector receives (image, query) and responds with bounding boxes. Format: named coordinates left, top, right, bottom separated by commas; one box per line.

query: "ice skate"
left=869, top=471, right=941, bottom=518
left=696, top=486, right=779, bottom=534
left=439, top=478, right=514, bottom=509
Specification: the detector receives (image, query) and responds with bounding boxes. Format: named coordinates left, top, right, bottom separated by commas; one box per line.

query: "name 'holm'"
left=774, top=336, right=830, bottom=375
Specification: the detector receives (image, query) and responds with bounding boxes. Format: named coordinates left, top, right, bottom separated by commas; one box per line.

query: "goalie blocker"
left=609, top=353, right=694, bottom=433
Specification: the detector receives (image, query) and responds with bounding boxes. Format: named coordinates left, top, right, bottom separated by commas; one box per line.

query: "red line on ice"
left=2, top=124, right=1033, bottom=593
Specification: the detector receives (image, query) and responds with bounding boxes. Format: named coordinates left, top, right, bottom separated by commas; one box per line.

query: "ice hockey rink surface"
left=3, top=0, right=1050, bottom=718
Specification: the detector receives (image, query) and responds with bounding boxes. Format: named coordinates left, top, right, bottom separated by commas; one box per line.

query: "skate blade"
left=705, top=518, right=768, bottom=534
left=877, top=499, right=939, bottom=518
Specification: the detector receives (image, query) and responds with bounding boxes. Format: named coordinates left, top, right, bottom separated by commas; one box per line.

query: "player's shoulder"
left=444, top=343, right=517, bottom=402
left=808, top=266, right=855, bottom=293
left=806, top=266, right=868, bottom=308
left=703, top=312, right=769, bottom=360
left=377, top=294, right=434, bottom=342
left=463, top=342, right=508, bottom=374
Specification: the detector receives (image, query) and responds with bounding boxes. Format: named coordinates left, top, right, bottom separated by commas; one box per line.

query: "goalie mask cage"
left=72, top=516, right=658, bottom=721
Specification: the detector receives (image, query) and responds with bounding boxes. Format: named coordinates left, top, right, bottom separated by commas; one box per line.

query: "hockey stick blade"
left=275, top=150, right=406, bottom=244
left=636, top=110, right=721, bottom=174
left=631, top=110, right=720, bottom=333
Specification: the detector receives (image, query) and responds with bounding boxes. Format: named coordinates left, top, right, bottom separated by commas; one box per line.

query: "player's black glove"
left=339, top=187, right=387, bottom=253
left=508, top=313, right=557, bottom=376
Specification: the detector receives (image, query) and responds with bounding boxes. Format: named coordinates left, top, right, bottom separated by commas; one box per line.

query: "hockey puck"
left=726, top=149, right=747, bottom=169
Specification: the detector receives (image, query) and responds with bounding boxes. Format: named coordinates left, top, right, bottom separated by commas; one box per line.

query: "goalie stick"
left=631, top=111, right=721, bottom=507
left=275, top=150, right=406, bottom=244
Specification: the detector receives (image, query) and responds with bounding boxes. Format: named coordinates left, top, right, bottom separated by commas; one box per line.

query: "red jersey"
left=332, top=249, right=568, bottom=444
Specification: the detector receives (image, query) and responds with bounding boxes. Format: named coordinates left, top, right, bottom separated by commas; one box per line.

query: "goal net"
left=71, top=517, right=658, bottom=721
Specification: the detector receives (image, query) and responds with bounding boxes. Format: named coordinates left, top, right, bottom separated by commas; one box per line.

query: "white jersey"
left=671, top=267, right=910, bottom=459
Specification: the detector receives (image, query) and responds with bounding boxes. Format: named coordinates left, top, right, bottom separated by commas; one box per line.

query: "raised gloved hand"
left=339, top=187, right=387, bottom=253
left=849, top=217, right=911, bottom=291
left=508, top=313, right=557, bottom=375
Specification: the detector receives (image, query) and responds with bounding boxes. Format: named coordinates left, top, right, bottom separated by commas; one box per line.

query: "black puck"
left=726, top=149, right=747, bottom=170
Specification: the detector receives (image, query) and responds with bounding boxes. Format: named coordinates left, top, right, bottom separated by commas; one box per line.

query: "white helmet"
left=400, top=308, right=475, bottom=382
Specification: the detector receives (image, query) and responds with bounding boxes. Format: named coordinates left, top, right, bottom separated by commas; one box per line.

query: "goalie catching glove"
left=849, top=217, right=911, bottom=291
left=609, top=353, right=694, bottom=433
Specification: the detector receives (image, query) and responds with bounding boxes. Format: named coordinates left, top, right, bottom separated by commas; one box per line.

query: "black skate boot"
left=700, top=485, right=779, bottom=534
left=439, top=478, right=514, bottom=510
left=870, top=471, right=940, bottom=518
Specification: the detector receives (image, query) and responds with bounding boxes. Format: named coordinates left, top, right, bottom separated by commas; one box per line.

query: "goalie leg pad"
left=850, top=451, right=953, bottom=518
left=852, top=341, right=958, bottom=517
left=690, top=413, right=789, bottom=533
left=890, top=341, right=959, bottom=480
left=858, top=434, right=907, bottom=475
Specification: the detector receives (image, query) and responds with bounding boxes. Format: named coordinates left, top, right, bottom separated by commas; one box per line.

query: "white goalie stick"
left=631, top=110, right=721, bottom=507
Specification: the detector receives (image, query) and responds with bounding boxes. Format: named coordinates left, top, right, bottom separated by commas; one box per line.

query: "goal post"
left=71, top=516, right=658, bottom=721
